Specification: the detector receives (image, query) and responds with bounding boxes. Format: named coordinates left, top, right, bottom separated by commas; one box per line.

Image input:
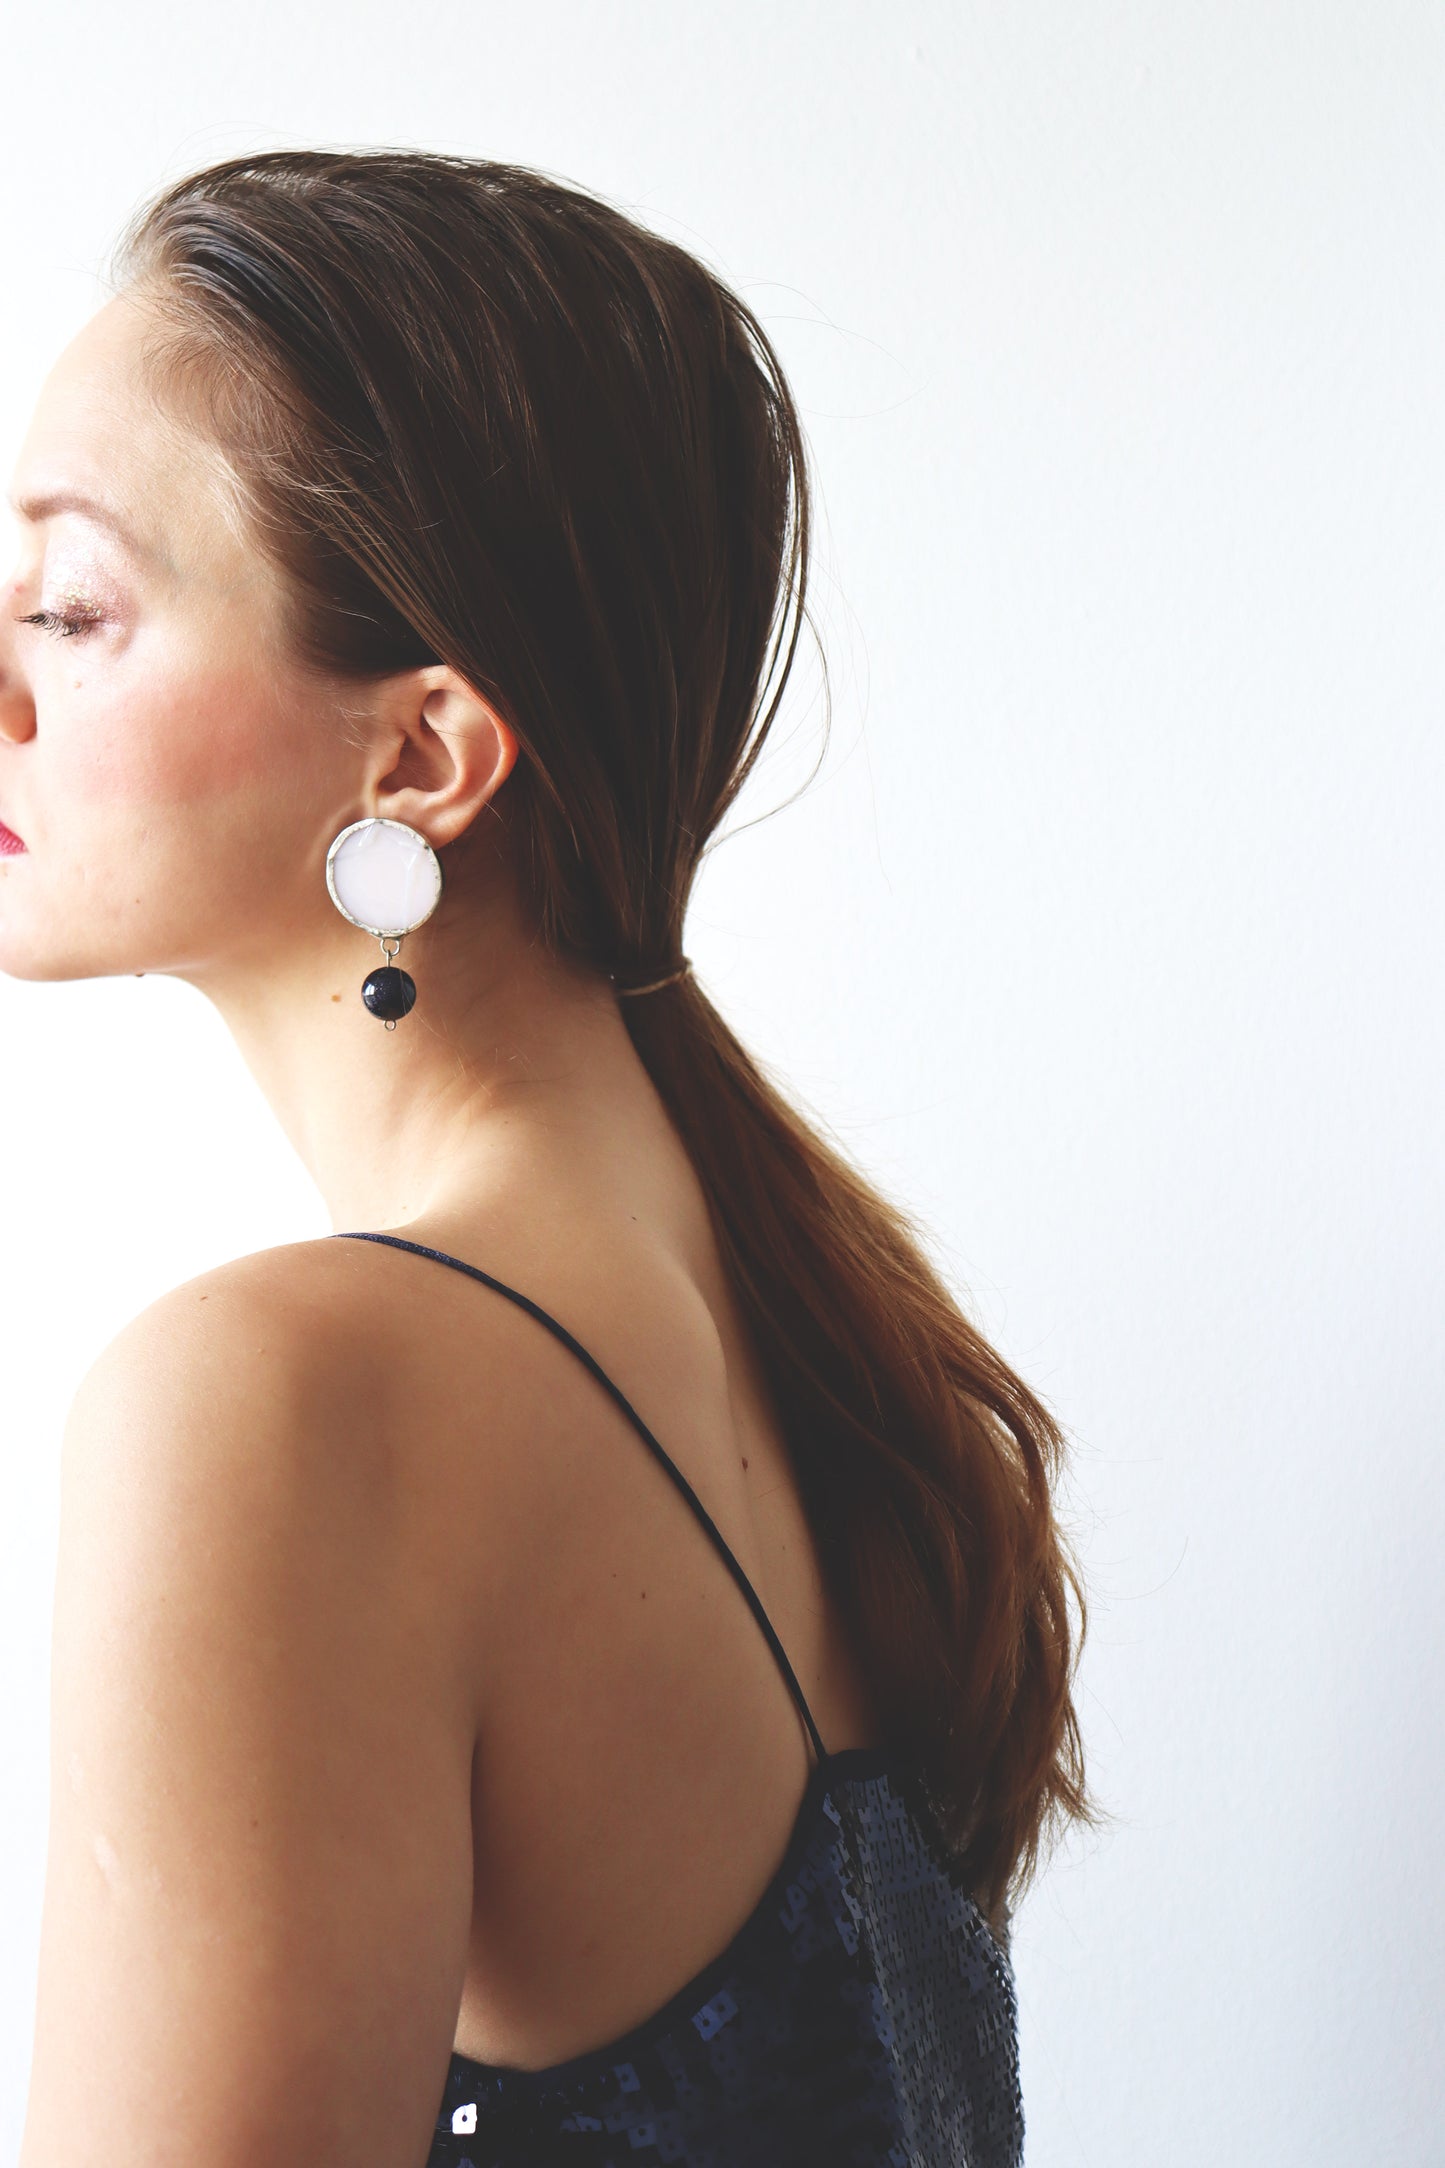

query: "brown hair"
left=111, top=148, right=1094, bottom=1926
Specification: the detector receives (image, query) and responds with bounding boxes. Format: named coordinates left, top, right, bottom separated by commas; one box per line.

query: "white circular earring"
left=325, top=816, right=444, bottom=1031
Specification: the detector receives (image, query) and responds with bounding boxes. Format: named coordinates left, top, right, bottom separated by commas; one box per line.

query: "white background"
left=2, top=5, right=1442, bottom=2162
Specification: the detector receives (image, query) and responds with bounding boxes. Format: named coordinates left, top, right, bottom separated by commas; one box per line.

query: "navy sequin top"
left=333, top=1232, right=1025, bottom=2168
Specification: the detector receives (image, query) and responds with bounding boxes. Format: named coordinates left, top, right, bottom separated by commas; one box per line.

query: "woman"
left=5, top=151, right=1090, bottom=2168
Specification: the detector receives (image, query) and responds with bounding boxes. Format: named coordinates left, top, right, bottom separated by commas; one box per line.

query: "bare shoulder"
left=55, top=1229, right=504, bottom=1702
left=28, top=1234, right=492, bottom=2167
left=59, top=1229, right=582, bottom=1672
left=64, top=1231, right=511, bottom=1479
left=57, top=1235, right=521, bottom=1682
left=67, top=1234, right=391, bottom=1426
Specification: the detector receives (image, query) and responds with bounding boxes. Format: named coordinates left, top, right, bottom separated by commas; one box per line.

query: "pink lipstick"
left=0, top=818, right=26, bottom=856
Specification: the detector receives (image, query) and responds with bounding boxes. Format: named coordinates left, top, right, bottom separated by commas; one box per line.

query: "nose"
left=0, top=592, right=37, bottom=744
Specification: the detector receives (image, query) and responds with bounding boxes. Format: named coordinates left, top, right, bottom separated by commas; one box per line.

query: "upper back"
left=308, top=1207, right=884, bottom=2065
left=146, top=1203, right=1021, bottom=2165
left=308, top=1215, right=1023, bottom=2165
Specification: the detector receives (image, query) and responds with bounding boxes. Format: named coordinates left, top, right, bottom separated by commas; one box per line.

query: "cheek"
left=59, top=655, right=287, bottom=812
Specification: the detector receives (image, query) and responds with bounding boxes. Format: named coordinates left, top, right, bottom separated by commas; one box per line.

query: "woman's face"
left=0, top=290, right=365, bottom=989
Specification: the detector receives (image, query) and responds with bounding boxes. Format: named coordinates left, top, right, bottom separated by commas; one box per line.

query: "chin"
left=0, top=924, right=151, bottom=985
left=0, top=859, right=183, bottom=983
left=0, top=950, right=107, bottom=984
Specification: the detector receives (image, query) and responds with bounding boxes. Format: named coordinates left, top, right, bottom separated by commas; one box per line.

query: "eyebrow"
left=7, top=489, right=153, bottom=563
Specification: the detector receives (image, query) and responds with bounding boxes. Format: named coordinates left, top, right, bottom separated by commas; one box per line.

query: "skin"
left=4, top=292, right=879, bottom=2168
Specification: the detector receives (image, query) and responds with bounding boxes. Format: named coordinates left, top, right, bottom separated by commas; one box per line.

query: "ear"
left=365, top=665, right=521, bottom=848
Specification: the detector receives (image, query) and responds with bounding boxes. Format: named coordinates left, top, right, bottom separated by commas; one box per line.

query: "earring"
left=325, top=816, right=443, bottom=1030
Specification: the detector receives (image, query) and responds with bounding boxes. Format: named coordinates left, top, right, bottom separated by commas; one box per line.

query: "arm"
left=18, top=1265, right=479, bottom=2168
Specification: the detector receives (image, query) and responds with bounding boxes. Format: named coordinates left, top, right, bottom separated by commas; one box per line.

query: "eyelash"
left=15, top=609, right=101, bottom=641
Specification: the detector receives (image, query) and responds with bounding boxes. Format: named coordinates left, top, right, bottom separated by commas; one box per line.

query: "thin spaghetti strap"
left=331, top=1230, right=829, bottom=1765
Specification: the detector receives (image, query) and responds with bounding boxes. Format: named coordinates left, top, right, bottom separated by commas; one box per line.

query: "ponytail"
left=621, top=978, right=1090, bottom=1923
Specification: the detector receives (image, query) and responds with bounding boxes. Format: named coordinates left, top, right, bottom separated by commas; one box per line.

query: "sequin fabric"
left=330, top=1234, right=1025, bottom=2168
left=427, top=1748, right=1021, bottom=2168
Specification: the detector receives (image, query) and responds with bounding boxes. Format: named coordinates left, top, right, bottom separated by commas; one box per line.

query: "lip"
left=0, top=817, right=26, bottom=855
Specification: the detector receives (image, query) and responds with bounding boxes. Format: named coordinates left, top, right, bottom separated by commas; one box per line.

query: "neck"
left=184, top=910, right=650, bottom=1234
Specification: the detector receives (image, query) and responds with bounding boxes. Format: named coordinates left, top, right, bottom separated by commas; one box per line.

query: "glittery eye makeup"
left=13, top=560, right=124, bottom=642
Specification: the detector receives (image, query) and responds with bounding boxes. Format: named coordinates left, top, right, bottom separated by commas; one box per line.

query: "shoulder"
left=57, top=1231, right=565, bottom=1678
left=27, top=1236, right=488, bottom=2163
left=63, top=1233, right=483, bottom=1488
left=55, top=1233, right=474, bottom=1666
left=68, top=1234, right=382, bottom=1413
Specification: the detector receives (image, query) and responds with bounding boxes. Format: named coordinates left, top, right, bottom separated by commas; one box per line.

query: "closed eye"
left=15, top=609, right=101, bottom=640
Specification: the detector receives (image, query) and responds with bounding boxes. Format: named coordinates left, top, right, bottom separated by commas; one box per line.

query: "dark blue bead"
left=361, top=965, right=417, bottom=1021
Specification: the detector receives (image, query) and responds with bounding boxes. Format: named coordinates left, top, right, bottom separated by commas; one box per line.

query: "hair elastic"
left=614, top=958, right=694, bottom=997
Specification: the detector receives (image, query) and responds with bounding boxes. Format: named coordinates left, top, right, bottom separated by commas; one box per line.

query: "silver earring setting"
left=325, top=816, right=443, bottom=1030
